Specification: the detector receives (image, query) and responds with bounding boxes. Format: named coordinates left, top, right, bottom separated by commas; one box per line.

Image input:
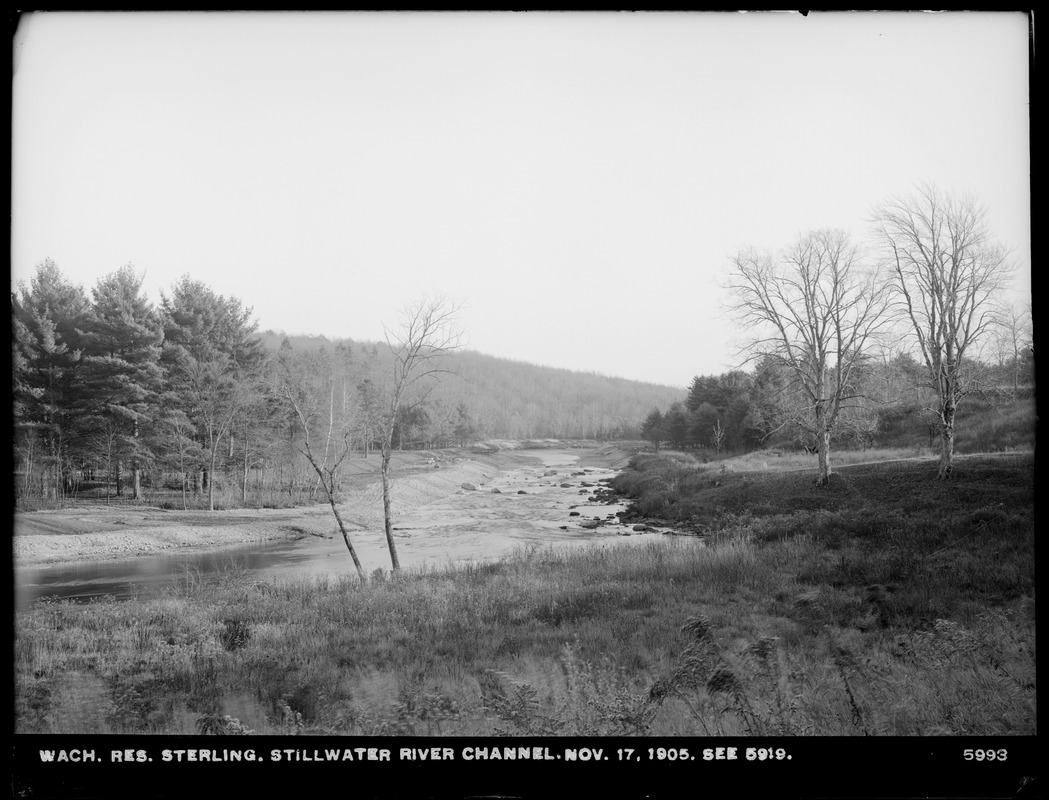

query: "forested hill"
left=260, top=331, right=686, bottom=441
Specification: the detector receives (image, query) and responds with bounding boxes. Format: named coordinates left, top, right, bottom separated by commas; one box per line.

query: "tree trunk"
left=816, top=431, right=831, bottom=485
left=241, top=439, right=249, bottom=505
left=208, top=447, right=218, bottom=511
left=937, top=400, right=956, bottom=479
left=814, top=403, right=832, bottom=485
left=325, top=490, right=366, bottom=580
left=104, top=451, right=112, bottom=506
left=381, top=442, right=401, bottom=572
left=132, top=419, right=141, bottom=501
left=21, top=436, right=36, bottom=501
left=297, top=451, right=366, bottom=580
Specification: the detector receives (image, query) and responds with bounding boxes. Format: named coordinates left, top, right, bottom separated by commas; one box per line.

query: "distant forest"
left=640, top=354, right=1034, bottom=457
left=12, top=260, right=684, bottom=505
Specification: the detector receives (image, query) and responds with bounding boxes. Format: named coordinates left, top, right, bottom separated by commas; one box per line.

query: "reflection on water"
left=15, top=540, right=336, bottom=611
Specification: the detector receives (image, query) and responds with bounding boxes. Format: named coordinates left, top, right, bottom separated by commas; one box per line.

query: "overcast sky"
left=12, top=11, right=1031, bottom=388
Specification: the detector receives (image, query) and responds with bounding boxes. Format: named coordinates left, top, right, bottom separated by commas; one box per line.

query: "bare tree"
left=274, top=346, right=367, bottom=579
left=158, top=410, right=201, bottom=510
left=710, top=418, right=726, bottom=459
left=88, top=417, right=124, bottom=506
left=172, top=351, right=249, bottom=511
left=872, top=184, right=1013, bottom=478
left=376, top=298, right=463, bottom=572
left=727, top=229, right=890, bottom=484
left=993, top=301, right=1034, bottom=394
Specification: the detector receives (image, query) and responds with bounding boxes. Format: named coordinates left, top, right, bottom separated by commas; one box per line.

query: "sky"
left=11, top=11, right=1031, bottom=388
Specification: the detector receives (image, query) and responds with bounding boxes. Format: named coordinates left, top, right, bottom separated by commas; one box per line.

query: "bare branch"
left=377, top=297, right=465, bottom=571
left=726, top=229, right=890, bottom=483
left=871, top=183, right=1015, bottom=477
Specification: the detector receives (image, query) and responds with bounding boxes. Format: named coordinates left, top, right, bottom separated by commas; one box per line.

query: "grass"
left=14, top=455, right=1035, bottom=736
left=875, top=396, right=1037, bottom=454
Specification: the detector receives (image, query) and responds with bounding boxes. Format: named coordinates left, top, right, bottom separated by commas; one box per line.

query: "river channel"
left=15, top=451, right=663, bottom=611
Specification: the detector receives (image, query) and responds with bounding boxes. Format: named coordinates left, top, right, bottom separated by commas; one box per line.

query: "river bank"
left=14, top=443, right=636, bottom=569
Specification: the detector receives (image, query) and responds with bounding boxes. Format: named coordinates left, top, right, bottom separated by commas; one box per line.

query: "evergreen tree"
left=160, top=277, right=264, bottom=509
left=453, top=401, right=478, bottom=447
left=640, top=408, right=665, bottom=450
left=687, top=402, right=720, bottom=448
left=663, top=402, right=689, bottom=449
left=77, top=265, right=164, bottom=499
left=12, top=260, right=90, bottom=500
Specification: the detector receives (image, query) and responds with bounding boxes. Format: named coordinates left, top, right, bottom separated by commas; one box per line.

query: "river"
left=15, top=450, right=663, bottom=610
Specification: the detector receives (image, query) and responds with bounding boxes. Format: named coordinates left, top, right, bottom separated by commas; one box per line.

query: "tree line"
left=12, top=263, right=684, bottom=512
left=641, top=184, right=1033, bottom=482
left=16, top=262, right=262, bottom=507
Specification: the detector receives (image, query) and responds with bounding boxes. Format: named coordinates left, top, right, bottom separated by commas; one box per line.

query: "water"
left=15, top=541, right=310, bottom=611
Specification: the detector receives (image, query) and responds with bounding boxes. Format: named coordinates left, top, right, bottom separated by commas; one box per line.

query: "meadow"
left=14, top=451, right=1035, bottom=736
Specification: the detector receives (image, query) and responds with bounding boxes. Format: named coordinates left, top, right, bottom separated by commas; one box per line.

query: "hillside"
left=260, top=331, right=687, bottom=440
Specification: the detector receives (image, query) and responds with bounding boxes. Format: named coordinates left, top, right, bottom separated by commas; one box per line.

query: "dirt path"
left=14, top=445, right=635, bottom=568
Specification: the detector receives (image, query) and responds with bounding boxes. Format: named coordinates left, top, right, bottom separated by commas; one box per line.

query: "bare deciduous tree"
left=88, top=417, right=126, bottom=506
left=158, top=410, right=201, bottom=510
left=727, top=229, right=890, bottom=484
left=274, top=345, right=367, bottom=580
left=710, top=418, right=726, bottom=459
left=872, top=184, right=1013, bottom=479
left=173, top=351, right=251, bottom=511
left=994, top=301, right=1034, bottom=394
left=377, top=298, right=463, bottom=572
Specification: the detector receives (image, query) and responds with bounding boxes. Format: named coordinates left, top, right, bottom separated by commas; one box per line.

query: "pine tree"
left=160, top=277, right=264, bottom=509
left=77, top=265, right=164, bottom=499
left=12, top=260, right=90, bottom=500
